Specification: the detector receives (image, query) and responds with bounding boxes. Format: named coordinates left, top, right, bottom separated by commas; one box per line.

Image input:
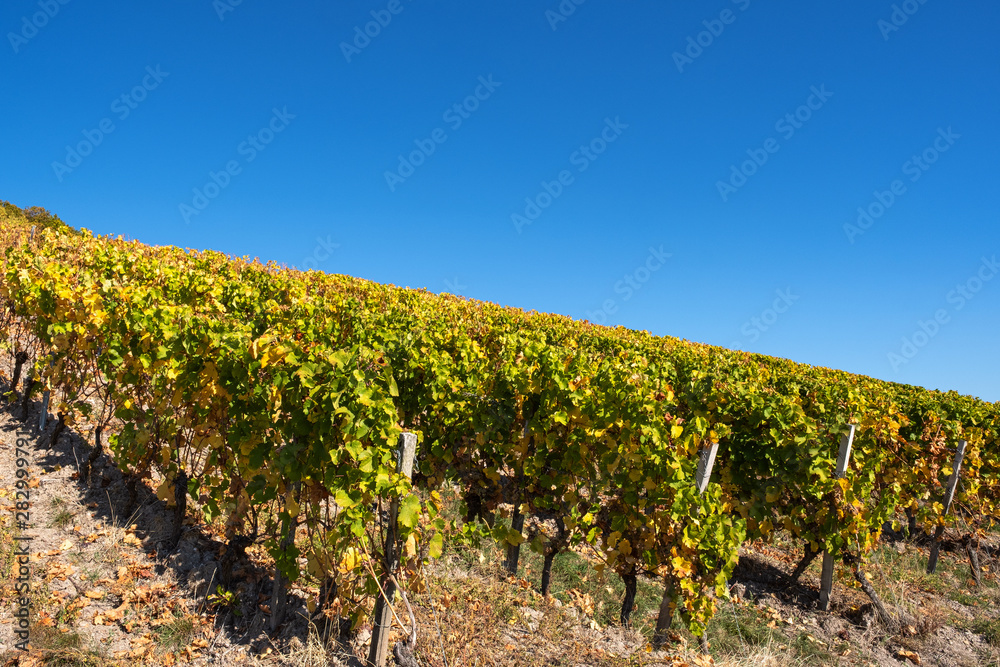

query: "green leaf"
left=428, top=531, right=443, bottom=559
left=335, top=489, right=357, bottom=509
left=398, top=494, right=421, bottom=529
left=344, top=439, right=362, bottom=461
left=357, top=449, right=374, bottom=473
left=374, top=471, right=392, bottom=495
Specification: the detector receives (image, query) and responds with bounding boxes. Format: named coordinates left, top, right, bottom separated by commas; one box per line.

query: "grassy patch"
left=48, top=497, right=74, bottom=529
left=863, top=539, right=996, bottom=612
left=703, top=601, right=784, bottom=656
left=974, top=618, right=1000, bottom=647
left=27, top=624, right=107, bottom=666
left=81, top=566, right=103, bottom=585
left=789, top=630, right=835, bottom=664
left=154, top=613, right=196, bottom=652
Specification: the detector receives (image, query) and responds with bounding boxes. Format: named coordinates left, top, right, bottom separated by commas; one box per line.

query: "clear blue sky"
left=2, top=0, right=998, bottom=402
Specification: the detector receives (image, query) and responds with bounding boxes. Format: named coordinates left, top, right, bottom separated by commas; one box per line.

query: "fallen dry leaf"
left=67, top=598, right=89, bottom=612
left=45, top=562, right=74, bottom=580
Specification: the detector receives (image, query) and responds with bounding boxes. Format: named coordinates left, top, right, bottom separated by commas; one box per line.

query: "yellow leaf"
left=338, top=548, right=361, bottom=573
left=671, top=425, right=684, bottom=440
left=156, top=478, right=176, bottom=506
left=306, top=554, right=327, bottom=578
left=285, top=496, right=300, bottom=519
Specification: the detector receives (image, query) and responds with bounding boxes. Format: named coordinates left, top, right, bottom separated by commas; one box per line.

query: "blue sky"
left=2, top=0, right=998, bottom=402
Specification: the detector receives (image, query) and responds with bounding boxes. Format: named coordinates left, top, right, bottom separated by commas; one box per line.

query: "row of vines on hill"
left=1, top=209, right=998, bottom=640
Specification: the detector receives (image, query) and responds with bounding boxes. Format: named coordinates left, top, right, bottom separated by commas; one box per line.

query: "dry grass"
left=711, top=642, right=807, bottom=667
left=19, top=624, right=109, bottom=666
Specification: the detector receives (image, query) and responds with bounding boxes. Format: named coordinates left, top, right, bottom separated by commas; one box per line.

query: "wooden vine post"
left=368, top=432, right=418, bottom=667
left=927, top=440, right=967, bottom=574
left=695, top=440, right=720, bottom=495
left=819, top=425, right=855, bottom=612
left=652, top=439, right=720, bottom=648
